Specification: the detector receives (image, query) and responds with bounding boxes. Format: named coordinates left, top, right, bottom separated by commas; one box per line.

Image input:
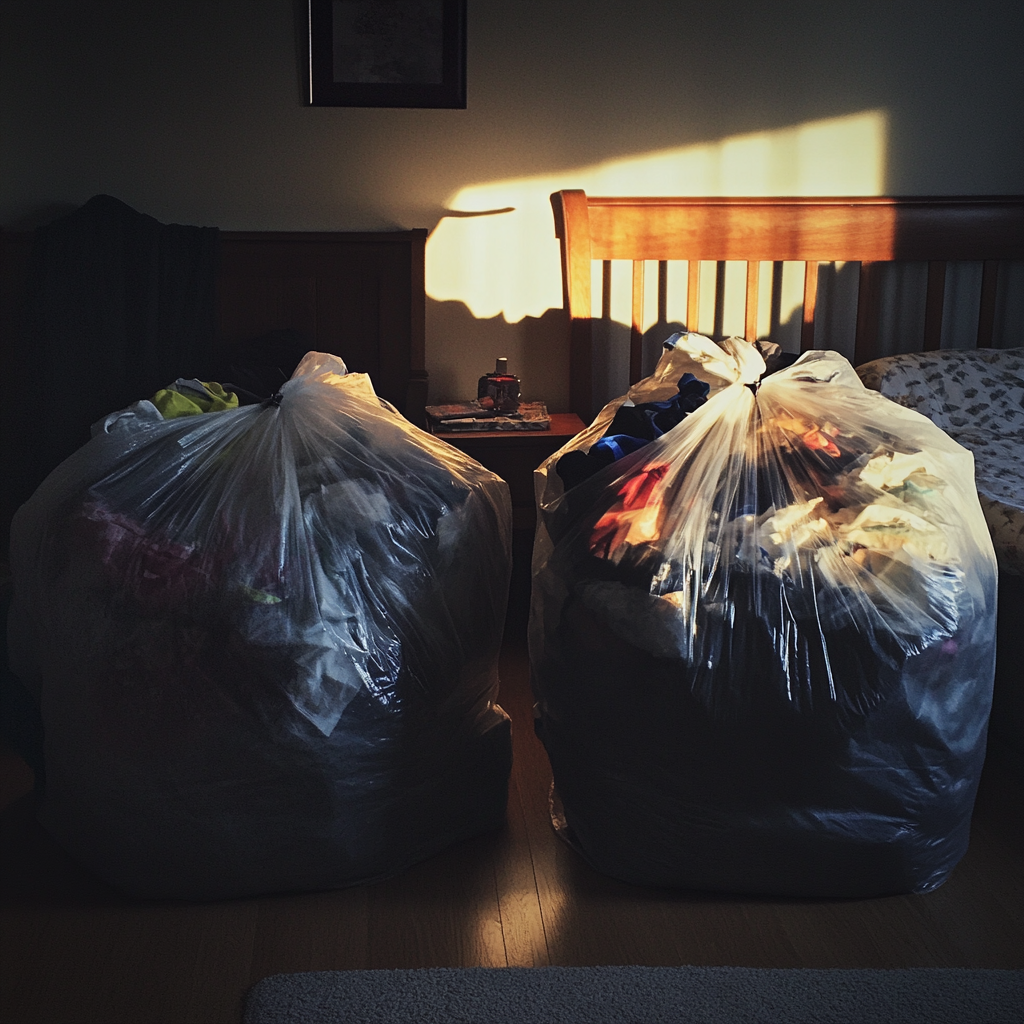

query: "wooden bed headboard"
left=0, top=226, right=428, bottom=418
left=0, top=224, right=428, bottom=547
left=551, top=191, right=1024, bottom=420
left=217, top=230, right=427, bottom=423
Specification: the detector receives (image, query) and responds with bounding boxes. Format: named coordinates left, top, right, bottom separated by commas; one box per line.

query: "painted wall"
left=2, top=0, right=1022, bottom=409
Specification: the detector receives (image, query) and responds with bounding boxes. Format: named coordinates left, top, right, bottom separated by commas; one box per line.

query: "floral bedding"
left=857, top=348, right=1024, bottom=575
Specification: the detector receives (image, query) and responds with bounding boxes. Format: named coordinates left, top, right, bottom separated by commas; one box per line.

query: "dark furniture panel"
left=0, top=225, right=428, bottom=547
left=218, top=231, right=427, bottom=422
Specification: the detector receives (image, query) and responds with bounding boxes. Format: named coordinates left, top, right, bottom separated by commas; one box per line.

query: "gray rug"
left=244, top=965, right=1024, bottom=1023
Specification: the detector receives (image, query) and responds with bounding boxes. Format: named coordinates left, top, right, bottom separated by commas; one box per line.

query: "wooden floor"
left=1, top=635, right=1022, bottom=1024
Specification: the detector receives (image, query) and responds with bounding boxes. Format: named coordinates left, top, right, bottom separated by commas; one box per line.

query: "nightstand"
left=431, top=412, right=587, bottom=530
left=431, top=412, right=587, bottom=631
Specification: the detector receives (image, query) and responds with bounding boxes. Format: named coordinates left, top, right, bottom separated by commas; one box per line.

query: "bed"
left=549, top=189, right=1024, bottom=771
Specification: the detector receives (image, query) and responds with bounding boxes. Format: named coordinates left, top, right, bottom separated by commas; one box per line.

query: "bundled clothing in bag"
left=8, top=352, right=513, bottom=900
left=530, top=333, right=997, bottom=898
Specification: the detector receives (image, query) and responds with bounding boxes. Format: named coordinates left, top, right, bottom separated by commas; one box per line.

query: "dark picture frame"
left=308, top=0, right=467, bottom=108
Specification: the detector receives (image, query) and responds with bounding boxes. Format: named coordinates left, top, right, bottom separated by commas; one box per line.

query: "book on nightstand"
left=426, top=401, right=551, bottom=433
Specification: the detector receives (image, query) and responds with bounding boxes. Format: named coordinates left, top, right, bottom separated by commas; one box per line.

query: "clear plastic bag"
left=530, top=333, right=997, bottom=897
left=9, top=352, right=513, bottom=899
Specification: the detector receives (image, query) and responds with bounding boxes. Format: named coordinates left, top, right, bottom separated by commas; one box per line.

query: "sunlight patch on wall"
left=426, top=111, right=887, bottom=325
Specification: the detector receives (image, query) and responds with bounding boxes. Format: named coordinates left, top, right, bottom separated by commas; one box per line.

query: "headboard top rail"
left=555, top=191, right=1024, bottom=263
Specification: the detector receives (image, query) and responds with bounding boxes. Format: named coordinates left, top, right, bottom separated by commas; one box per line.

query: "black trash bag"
left=530, top=332, right=997, bottom=898
left=8, top=352, right=513, bottom=900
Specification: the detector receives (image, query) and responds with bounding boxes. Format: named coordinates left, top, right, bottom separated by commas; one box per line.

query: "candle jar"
left=477, top=357, right=521, bottom=413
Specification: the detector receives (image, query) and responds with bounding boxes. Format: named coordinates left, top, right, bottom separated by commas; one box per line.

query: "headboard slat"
left=630, top=260, right=645, bottom=385
left=977, top=260, right=1000, bottom=349
left=854, top=261, right=882, bottom=365
left=744, top=261, right=760, bottom=347
left=801, top=261, right=819, bottom=352
left=687, top=260, right=700, bottom=338
left=923, top=261, right=947, bottom=351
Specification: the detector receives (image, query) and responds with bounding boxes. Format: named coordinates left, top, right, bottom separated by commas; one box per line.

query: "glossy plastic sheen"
left=530, top=333, right=997, bottom=897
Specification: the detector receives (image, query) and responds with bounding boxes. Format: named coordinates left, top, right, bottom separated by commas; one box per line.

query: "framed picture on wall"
left=308, top=0, right=467, bottom=108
